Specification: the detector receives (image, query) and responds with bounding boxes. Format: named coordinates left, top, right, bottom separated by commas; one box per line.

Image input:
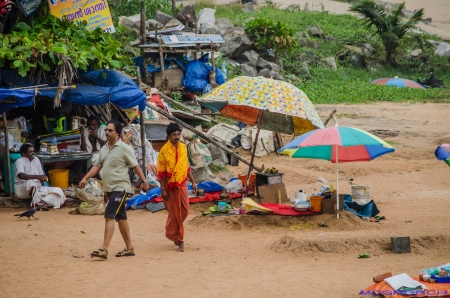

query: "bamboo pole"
left=3, top=113, right=12, bottom=196
left=136, top=65, right=147, bottom=175
left=244, top=110, right=264, bottom=197
left=145, top=102, right=261, bottom=172
left=157, top=92, right=219, bottom=125
left=323, top=109, right=337, bottom=127
left=140, top=1, right=147, bottom=84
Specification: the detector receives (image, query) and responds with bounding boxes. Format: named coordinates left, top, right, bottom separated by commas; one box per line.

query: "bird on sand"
left=14, top=207, right=38, bottom=220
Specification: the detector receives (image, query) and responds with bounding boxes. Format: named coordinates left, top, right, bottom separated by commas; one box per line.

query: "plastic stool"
left=43, top=116, right=67, bottom=133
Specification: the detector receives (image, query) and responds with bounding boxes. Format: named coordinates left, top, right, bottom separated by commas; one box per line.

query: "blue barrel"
left=3, top=152, right=22, bottom=194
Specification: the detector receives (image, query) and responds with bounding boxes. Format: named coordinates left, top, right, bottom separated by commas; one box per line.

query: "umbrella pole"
left=336, top=145, right=340, bottom=219
left=244, top=110, right=265, bottom=198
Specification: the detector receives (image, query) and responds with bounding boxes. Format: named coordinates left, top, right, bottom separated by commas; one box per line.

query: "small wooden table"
left=35, top=152, right=92, bottom=172
left=255, top=173, right=284, bottom=198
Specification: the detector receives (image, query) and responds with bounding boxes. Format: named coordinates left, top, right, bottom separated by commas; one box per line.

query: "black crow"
left=14, top=207, right=37, bottom=220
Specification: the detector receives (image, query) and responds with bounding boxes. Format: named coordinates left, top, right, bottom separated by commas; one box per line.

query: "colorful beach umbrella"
left=371, top=77, right=426, bottom=89
left=278, top=126, right=395, bottom=218
left=435, top=144, right=450, bottom=167
left=199, top=76, right=324, bottom=195
left=198, top=76, right=324, bottom=135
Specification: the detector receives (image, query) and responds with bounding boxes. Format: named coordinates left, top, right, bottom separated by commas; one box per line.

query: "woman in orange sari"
left=157, top=123, right=197, bottom=252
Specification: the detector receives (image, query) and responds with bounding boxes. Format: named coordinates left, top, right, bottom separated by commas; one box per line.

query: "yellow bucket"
left=309, top=196, right=324, bottom=212
left=48, top=169, right=69, bottom=189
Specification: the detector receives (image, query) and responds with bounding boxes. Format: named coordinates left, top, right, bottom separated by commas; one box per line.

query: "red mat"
left=152, top=192, right=243, bottom=204
left=259, top=203, right=319, bottom=216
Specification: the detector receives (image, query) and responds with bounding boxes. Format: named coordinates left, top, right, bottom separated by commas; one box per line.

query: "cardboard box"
left=152, top=68, right=183, bottom=88
left=321, top=194, right=344, bottom=214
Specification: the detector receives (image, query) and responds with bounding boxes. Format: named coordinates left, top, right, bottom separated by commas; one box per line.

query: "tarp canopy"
left=0, top=69, right=146, bottom=114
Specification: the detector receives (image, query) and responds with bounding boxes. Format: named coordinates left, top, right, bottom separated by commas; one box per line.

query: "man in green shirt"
left=78, top=120, right=149, bottom=259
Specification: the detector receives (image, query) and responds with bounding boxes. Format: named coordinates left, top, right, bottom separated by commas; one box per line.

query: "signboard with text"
left=48, top=0, right=115, bottom=33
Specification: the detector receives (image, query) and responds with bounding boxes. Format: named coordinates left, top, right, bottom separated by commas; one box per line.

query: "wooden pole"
left=140, top=112, right=147, bottom=175
left=323, top=109, right=337, bottom=127
left=145, top=102, right=261, bottom=172
left=157, top=92, right=219, bottom=124
left=159, top=39, right=165, bottom=91
left=171, top=0, right=176, bottom=17
left=3, top=113, right=12, bottom=196
left=136, top=66, right=147, bottom=175
left=244, top=110, right=265, bottom=197
left=140, top=2, right=147, bottom=84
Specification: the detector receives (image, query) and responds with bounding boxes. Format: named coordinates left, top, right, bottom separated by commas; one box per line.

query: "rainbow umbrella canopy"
left=198, top=76, right=324, bottom=135
left=278, top=126, right=395, bottom=218
left=371, top=77, right=426, bottom=89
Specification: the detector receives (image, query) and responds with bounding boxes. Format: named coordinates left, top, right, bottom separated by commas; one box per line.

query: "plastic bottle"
left=52, top=136, right=57, bottom=146
left=419, top=263, right=450, bottom=275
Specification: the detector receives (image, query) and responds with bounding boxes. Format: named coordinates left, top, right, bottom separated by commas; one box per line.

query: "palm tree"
left=349, top=0, right=424, bottom=66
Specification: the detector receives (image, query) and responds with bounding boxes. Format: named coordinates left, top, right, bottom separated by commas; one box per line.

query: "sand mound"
left=270, top=234, right=450, bottom=255
left=188, top=211, right=364, bottom=231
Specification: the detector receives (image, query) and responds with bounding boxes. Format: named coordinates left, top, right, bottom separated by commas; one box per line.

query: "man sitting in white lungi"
left=14, top=144, right=67, bottom=209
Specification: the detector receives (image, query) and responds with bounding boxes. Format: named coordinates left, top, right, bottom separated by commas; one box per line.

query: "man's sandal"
left=91, top=248, right=108, bottom=259
left=115, top=247, right=135, bottom=257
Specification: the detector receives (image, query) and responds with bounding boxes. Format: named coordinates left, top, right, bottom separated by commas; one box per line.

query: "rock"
left=198, top=8, right=216, bottom=33
left=206, top=143, right=229, bottom=164
left=235, top=50, right=259, bottom=65
left=307, top=26, right=323, bottom=38
left=409, top=49, right=422, bottom=57
left=119, top=14, right=141, bottom=30
left=242, top=2, right=254, bottom=13
left=293, top=31, right=309, bottom=43
left=350, top=53, right=364, bottom=69
left=191, top=165, right=220, bottom=184
left=155, top=10, right=174, bottom=26
left=279, top=4, right=290, bottom=10
left=256, top=58, right=280, bottom=72
left=325, top=35, right=339, bottom=42
left=301, top=40, right=320, bottom=50
left=176, top=4, right=197, bottom=28
left=147, top=19, right=163, bottom=30
left=435, top=42, right=450, bottom=57
left=224, top=26, right=246, bottom=37
left=221, top=34, right=252, bottom=58
left=224, top=58, right=240, bottom=67
left=239, top=64, right=257, bottom=77
left=165, top=18, right=182, bottom=28
left=422, top=17, right=432, bottom=25
left=427, top=39, right=440, bottom=48
left=345, top=45, right=363, bottom=55
left=298, top=61, right=311, bottom=79
left=258, top=69, right=284, bottom=80
left=204, top=27, right=221, bottom=34
left=321, top=57, right=337, bottom=71
left=361, top=43, right=375, bottom=57
left=298, top=51, right=316, bottom=64
left=215, top=18, right=234, bottom=35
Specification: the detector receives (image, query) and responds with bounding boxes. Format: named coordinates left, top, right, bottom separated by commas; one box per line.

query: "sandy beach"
left=2, top=101, right=450, bottom=297
left=269, top=0, right=450, bottom=40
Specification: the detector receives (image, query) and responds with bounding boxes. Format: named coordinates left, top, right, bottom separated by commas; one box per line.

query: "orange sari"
left=157, top=141, right=190, bottom=243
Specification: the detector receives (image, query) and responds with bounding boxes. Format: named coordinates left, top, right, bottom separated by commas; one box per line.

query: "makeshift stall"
left=0, top=69, right=148, bottom=196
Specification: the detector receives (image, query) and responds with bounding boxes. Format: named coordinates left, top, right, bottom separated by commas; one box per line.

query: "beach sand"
left=2, top=102, right=450, bottom=297
left=269, top=0, right=450, bottom=40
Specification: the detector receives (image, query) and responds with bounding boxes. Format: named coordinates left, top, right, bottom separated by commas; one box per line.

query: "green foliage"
left=297, top=67, right=450, bottom=104
left=209, top=164, right=229, bottom=173
left=0, top=14, right=132, bottom=78
left=244, top=17, right=297, bottom=58
left=349, top=0, right=424, bottom=65
left=108, top=0, right=171, bottom=23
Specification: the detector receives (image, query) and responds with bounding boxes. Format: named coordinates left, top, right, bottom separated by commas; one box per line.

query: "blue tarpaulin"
left=0, top=69, right=146, bottom=114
